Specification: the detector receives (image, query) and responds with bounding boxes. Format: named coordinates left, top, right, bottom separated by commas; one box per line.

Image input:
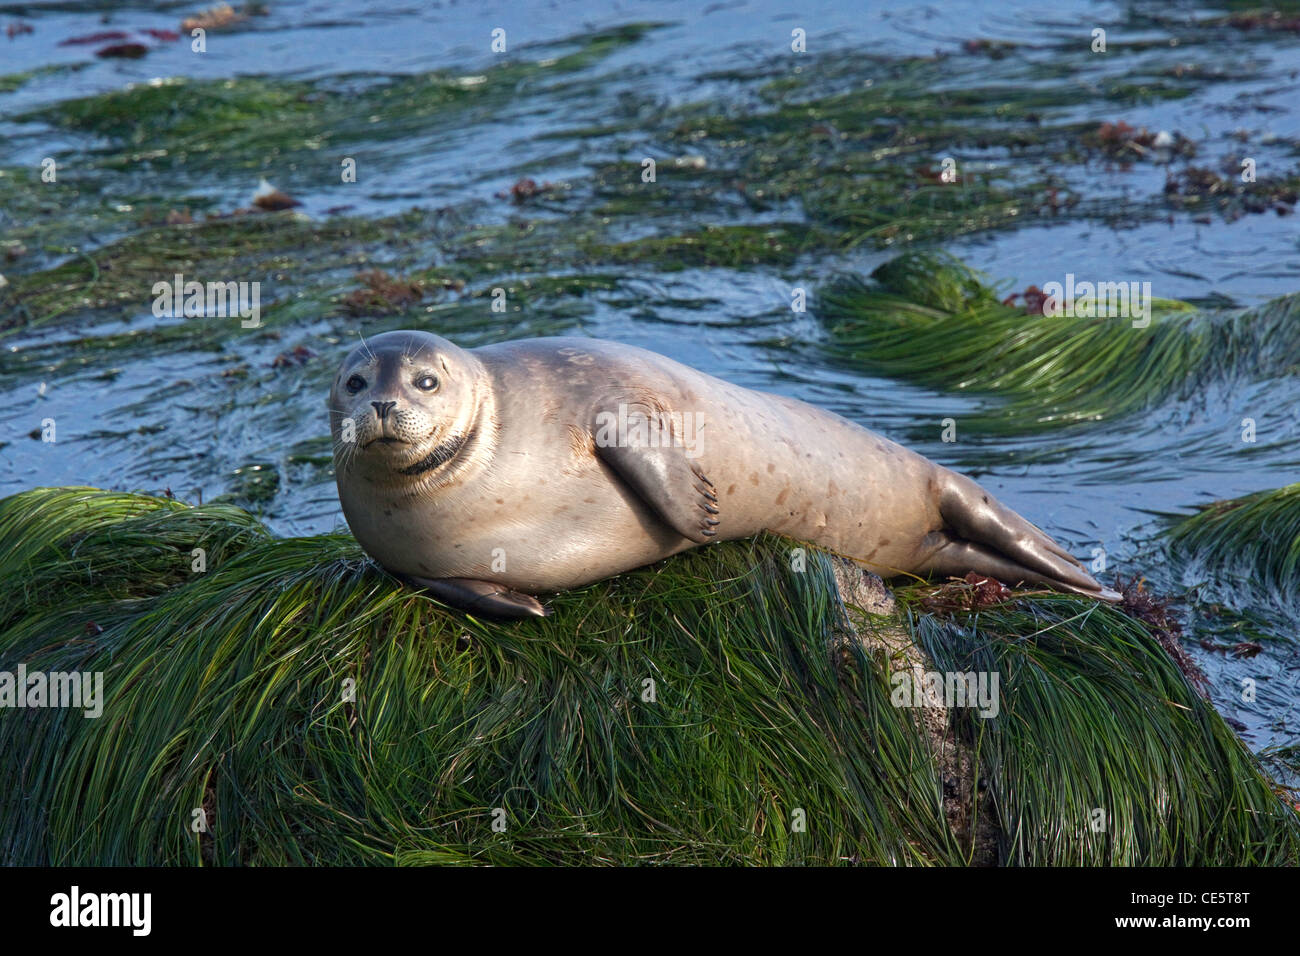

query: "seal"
left=329, top=330, right=1120, bottom=617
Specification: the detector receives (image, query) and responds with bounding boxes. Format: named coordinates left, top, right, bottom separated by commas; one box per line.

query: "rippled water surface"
left=2, top=0, right=1298, bottom=764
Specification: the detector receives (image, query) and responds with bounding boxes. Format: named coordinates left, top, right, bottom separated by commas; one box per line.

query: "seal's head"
left=329, top=330, right=488, bottom=488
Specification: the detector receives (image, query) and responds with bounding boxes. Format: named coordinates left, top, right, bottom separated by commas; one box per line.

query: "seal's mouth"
left=364, top=436, right=408, bottom=449
left=399, top=429, right=472, bottom=477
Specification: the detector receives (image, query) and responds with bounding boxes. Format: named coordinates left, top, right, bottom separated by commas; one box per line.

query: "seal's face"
left=329, top=330, right=481, bottom=486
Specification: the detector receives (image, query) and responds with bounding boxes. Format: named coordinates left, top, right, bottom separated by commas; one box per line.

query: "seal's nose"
left=371, top=400, right=396, bottom=421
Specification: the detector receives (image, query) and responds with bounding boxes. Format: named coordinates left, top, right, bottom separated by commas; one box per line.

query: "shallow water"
left=2, top=0, right=1298, bottom=765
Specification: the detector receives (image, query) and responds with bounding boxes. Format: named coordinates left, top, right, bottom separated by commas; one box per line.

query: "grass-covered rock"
left=1, top=487, right=1295, bottom=865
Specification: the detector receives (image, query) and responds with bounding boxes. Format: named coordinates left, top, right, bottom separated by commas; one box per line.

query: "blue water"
left=2, top=0, right=1298, bottom=760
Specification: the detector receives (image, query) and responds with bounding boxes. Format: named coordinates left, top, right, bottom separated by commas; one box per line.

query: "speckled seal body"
left=329, top=330, right=1115, bottom=616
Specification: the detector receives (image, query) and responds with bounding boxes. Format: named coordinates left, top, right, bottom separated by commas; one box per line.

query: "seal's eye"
left=415, top=374, right=439, bottom=392
left=346, top=375, right=366, bottom=394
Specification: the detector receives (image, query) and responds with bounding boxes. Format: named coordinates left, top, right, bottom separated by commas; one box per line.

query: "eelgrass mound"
left=818, top=254, right=1300, bottom=434
left=1166, top=481, right=1300, bottom=608
left=1, top=487, right=1295, bottom=865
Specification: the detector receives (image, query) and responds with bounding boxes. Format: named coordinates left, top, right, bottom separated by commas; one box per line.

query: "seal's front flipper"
left=593, top=404, right=719, bottom=543
left=401, top=574, right=550, bottom=619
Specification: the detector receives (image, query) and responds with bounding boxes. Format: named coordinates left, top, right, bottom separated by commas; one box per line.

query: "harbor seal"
left=329, top=330, right=1119, bottom=617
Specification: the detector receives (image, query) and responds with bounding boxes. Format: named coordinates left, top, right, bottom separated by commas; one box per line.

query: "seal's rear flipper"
left=925, top=535, right=1122, bottom=602
left=401, top=574, right=550, bottom=619
left=935, top=470, right=1119, bottom=602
